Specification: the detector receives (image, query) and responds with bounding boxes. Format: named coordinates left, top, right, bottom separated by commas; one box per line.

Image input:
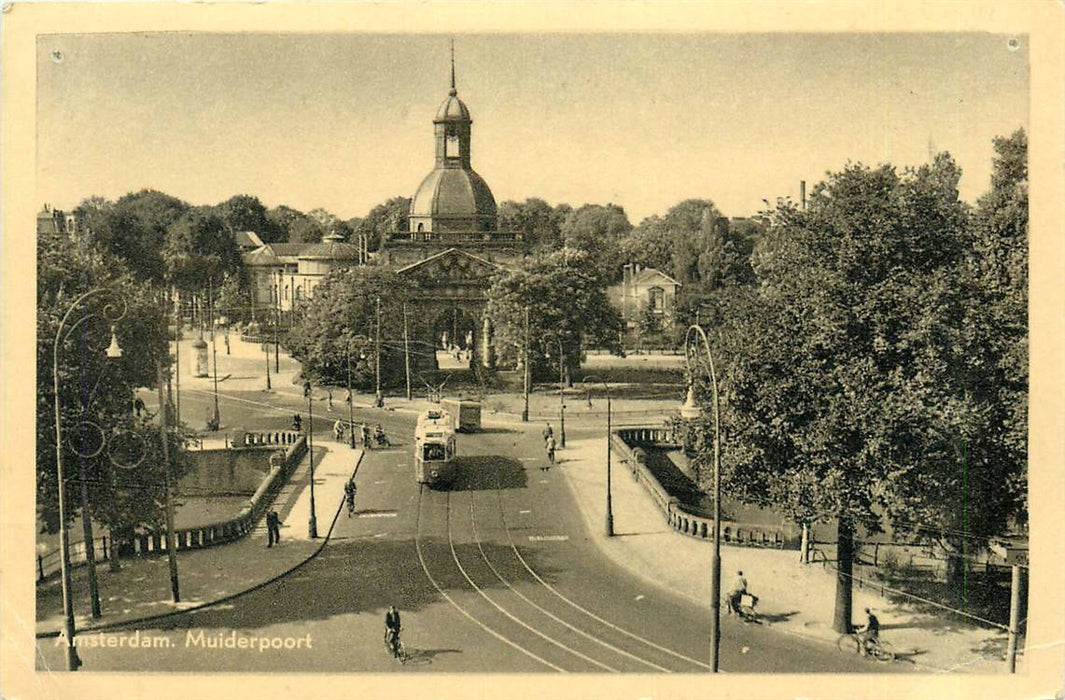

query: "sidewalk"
left=555, top=436, right=1021, bottom=674
left=35, top=442, right=362, bottom=637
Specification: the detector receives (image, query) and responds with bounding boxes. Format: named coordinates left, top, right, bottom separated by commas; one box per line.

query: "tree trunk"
left=799, top=521, right=810, bottom=565
left=832, top=518, right=855, bottom=634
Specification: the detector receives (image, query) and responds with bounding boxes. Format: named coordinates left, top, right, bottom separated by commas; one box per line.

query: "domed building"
left=408, top=53, right=498, bottom=238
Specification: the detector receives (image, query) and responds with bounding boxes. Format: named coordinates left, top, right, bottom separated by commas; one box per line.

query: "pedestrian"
left=345, top=389, right=352, bottom=405
left=360, top=423, right=370, bottom=448
left=334, top=419, right=345, bottom=443
left=344, top=478, right=357, bottom=517
left=266, top=509, right=282, bottom=548
left=292, top=413, right=303, bottom=432
left=133, top=396, right=145, bottom=417
left=327, top=389, right=334, bottom=411
left=544, top=434, right=556, bottom=470
left=542, top=423, right=553, bottom=446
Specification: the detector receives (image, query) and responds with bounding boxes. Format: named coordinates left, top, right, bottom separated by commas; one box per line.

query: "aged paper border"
left=3, top=2, right=1062, bottom=699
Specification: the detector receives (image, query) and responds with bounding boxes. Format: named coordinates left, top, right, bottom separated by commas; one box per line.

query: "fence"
left=613, top=426, right=797, bottom=548
left=37, top=432, right=307, bottom=583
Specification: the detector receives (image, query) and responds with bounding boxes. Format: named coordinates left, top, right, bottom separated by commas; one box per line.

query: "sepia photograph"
left=3, top=3, right=1063, bottom=699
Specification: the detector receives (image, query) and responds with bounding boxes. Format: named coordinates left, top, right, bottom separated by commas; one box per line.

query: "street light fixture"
left=307, top=383, right=318, bottom=539
left=582, top=375, right=613, bottom=537
left=555, top=337, right=566, bottom=448
left=683, top=324, right=722, bottom=673
left=52, top=287, right=127, bottom=670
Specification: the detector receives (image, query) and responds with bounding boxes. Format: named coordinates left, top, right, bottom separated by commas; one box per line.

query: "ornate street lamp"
left=51, top=287, right=126, bottom=670
left=306, top=383, right=318, bottom=539
left=582, top=375, right=613, bottom=537
left=683, top=324, right=722, bottom=673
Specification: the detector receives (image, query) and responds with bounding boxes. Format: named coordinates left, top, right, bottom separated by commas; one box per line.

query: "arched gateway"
left=377, top=44, right=525, bottom=373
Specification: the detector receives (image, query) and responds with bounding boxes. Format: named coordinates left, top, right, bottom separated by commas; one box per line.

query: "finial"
left=449, top=38, right=457, bottom=95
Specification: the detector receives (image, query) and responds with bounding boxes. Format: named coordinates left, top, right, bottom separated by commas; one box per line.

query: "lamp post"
left=52, top=287, right=127, bottom=670
left=683, top=324, right=722, bottom=673
left=582, top=376, right=613, bottom=537
left=521, top=307, right=530, bottom=422
left=556, top=337, right=566, bottom=448
left=307, top=384, right=318, bottom=538
left=374, top=296, right=383, bottom=408
left=208, top=280, right=220, bottom=429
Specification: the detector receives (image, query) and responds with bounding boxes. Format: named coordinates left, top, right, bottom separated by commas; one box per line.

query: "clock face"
left=446, top=134, right=462, bottom=158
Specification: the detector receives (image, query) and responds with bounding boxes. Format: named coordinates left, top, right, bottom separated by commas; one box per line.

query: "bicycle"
left=836, top=630, right=896, bottom=662
left=724, top=592, right=762, bottom=624
left=384, top=627, right=407, bottom=663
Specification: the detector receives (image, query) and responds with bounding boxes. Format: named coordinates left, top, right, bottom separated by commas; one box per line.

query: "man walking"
left=543, top=434, right=556, bottom=471
left=344, top=478, right=357, bottom=517
left=266, top=509, right=282, bottom=548
left=542, top=423, right=553, bottom=446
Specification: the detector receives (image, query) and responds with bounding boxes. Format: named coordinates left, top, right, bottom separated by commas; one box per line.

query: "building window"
left=446, top=134, right=461, bottom=158
left=648, top=286, right=665, bottom=314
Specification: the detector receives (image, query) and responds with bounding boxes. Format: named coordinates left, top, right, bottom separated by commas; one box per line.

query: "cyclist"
left=344, top=478, right=356, bottom=517
left=727, top=570, right=758, bottom=615
left=333, top=419, right=345, bottom=443
left=856, top=607, right=880, bottom=656
left=384, top=604, right=402, bottom=658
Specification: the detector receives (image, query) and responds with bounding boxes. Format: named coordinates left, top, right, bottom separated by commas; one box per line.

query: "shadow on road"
left=445, top=456, right=527, bottom=491
left=134, top=534, right=563, bottom=633
left=402, top=647, right=463, bottom=666
left=759, top=610, right=800, bottom=624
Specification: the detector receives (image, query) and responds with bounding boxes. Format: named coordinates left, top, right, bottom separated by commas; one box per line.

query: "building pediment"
left=395, top=248, right=507, bottom=289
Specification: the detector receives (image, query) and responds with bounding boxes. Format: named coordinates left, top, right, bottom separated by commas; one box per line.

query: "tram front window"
left=424, top=443, right=446, bottom=461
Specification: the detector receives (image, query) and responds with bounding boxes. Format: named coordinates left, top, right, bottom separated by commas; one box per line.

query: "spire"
left=449, top=38, right=457, bottom=96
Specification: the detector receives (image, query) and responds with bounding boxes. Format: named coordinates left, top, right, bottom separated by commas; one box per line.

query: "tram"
left=413, top=408, right=457, bottom=486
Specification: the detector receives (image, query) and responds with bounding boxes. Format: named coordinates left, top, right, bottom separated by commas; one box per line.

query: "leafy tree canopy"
left=488, top=247, right=624, bottom=381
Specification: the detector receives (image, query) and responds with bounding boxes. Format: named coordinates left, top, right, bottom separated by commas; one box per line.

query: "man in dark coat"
left=266, top=509, right=282, bottom=548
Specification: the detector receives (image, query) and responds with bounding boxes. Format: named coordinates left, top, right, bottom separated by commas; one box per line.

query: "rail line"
left=467, top=488, right=673, bottom=673
left=444, top=491, right=616, bottom=672
left=412, top=485, right=564, bottom=672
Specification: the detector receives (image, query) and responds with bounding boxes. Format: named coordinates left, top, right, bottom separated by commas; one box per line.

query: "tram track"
left=412, top=485, right=565, bottom=672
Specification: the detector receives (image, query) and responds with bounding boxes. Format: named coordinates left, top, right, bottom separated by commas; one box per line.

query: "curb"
left=36, top=450, right=365, bottom=640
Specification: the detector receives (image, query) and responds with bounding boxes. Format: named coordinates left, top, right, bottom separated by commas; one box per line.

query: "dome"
left=435, top=91, right=471, bottom=123
left=410, top=168, right=497, bottom=219
left=298, top=233, right=361, bottom=261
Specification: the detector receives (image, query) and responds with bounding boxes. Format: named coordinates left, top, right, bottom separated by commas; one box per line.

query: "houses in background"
left=607, top=263, right=682, bottom=340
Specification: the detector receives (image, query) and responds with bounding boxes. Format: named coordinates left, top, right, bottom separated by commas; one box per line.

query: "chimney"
left=800, top=181, right=807, bottom=211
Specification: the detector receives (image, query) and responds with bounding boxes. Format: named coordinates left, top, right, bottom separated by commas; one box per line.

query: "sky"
left=36, top=32, right=1028, bottom=225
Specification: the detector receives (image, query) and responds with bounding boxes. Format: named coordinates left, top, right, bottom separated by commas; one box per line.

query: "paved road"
left=37, top=385, right=907, bottom=673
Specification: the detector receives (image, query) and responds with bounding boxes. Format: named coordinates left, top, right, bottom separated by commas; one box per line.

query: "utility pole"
left=374, top=296, right=383, bottom=408
left=307, top=388, right=318, bottom=538
left=155, top=360, right=180, bottom=603
left=1006, top=563, right=1023, bottom=672
left=403, top=302, right=412, bottom=401
left=274, top=269, right=281, bottom=373
left=209, top=280, right=220, bottom=428
left=264, top=341, right=271, bottom=390
left=174, top=290, right=181, bottom=428
left=558, top=339, right=566, bottom=448
left=522, top=307, right=530, bottom=422
left=347, top=348, right=356, bottom=449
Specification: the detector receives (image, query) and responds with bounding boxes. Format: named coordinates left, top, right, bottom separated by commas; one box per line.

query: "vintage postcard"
left=2, top=2, right=1063, bottom=699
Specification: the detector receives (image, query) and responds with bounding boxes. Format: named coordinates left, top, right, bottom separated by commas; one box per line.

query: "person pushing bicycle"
left=855, top=607, right=880, bottom=655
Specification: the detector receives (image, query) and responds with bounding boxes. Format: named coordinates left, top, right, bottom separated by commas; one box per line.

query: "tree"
left=559, top=203, right=632, bottom=281
left=37, top=228, right=189, bottom=541
left=216, top=194, right=283, bottom=243
left=286, top=267, right=414, bottom=390
left=498, top=197, right=561, bottom=249
left=706, top=153, right=1006, bottom=634
left=82, top=201, right=166, bottom=283
left=358, top=197, right=411, bottom=250
left=164, top=209, right=243, bottom=292
left=488, top=247, right=624, bottom=382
